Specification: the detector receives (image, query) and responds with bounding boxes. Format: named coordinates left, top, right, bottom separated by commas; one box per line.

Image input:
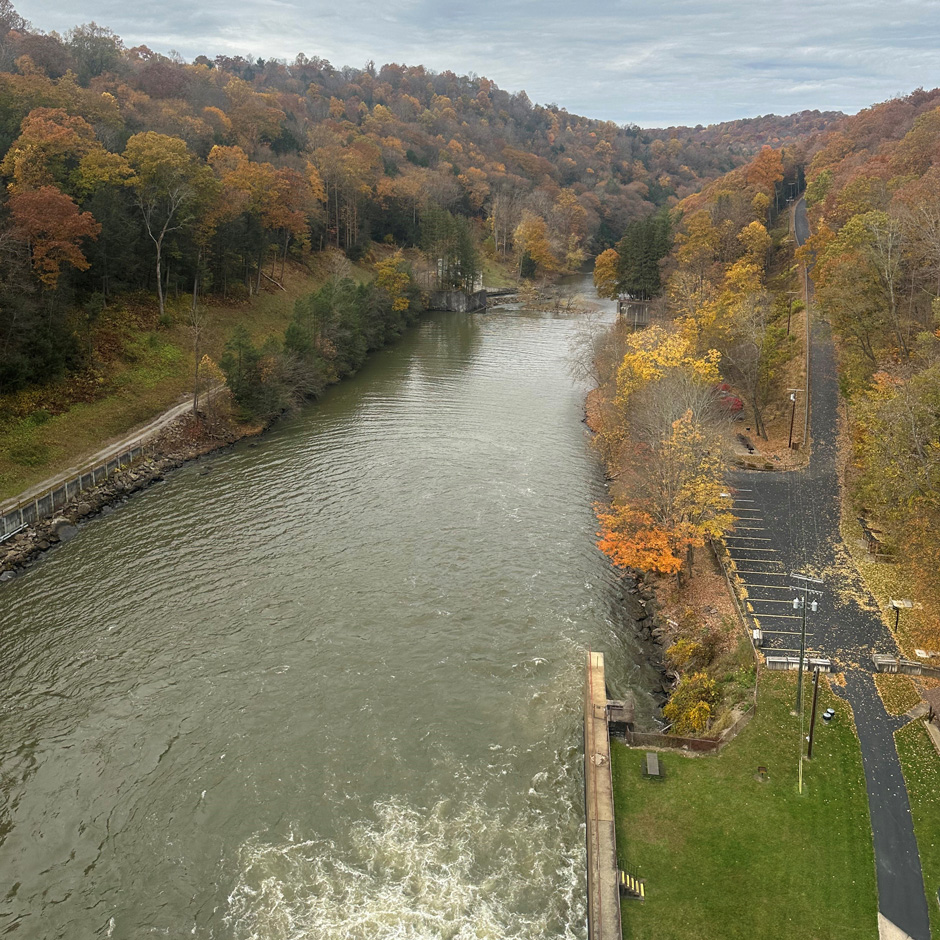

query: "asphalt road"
left=725, top=198, right=931, bottom=940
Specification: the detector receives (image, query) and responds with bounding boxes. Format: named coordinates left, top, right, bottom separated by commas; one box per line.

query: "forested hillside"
left=648, top=109, right=841, bottom=155
left=0, top=0, right=843, bottom=406
left=586, top=138, right=814, bottom=734
left=798, top=86, right=940, bottom=643
left=590, top=135, right=806, bottom=569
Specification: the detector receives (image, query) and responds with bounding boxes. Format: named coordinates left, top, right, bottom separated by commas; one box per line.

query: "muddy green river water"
left=0, top=283, right=655, bottom=939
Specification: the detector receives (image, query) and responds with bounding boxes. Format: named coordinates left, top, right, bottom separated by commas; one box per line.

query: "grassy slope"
left=611, top=671, right=876, bottom=940
left=0, top=256, right=365, bottom=501
left=0, top=248, right=524, bottom=503
left=896, top=721, right=940, bottom=940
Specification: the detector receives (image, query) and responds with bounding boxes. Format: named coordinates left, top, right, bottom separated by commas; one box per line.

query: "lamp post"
left=788, top=392, right=797, bottom=448
left=889, top=598, right=913, bottom=632
left=792, top=592, right=817, bottom=714
left=787, top=388, right=803, bottom=449
left=791, top=573, right=824, bottom=715
left=806, top=668, right=821, bottom=759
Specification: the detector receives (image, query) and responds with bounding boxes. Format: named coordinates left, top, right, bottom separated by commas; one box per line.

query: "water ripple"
left=0, top=290, right=657, bottom=938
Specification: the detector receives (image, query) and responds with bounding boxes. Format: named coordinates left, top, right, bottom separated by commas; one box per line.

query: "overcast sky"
left=15, top=0, right=940, bottom=127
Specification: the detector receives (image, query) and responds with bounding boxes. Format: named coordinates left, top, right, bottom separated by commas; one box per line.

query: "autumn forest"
left=3, top=1, right=940, bottom=651
left=591, top=86, right=940, bottom=698
left=0, top=2, right=838, bottom=399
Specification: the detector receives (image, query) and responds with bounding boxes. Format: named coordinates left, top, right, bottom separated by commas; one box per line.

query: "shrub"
left=663, top=671, right=719, bottom=735
left=666, top=637, right=704, bottom=671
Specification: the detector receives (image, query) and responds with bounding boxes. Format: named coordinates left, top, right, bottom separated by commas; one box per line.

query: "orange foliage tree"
left=595, top=505, right=685, bottom=575
left=10, top=184, right=100, bottom=287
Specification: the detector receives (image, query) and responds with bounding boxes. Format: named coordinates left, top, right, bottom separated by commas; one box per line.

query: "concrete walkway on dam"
left=584, top=651, right=622, bottom=940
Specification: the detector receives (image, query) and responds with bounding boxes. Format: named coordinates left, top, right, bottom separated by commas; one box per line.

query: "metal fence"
left=0, top=443, right=150, bottom=542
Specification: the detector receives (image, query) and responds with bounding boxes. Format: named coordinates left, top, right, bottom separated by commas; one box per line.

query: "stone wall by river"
left=0, top=281, right=658, bottom=939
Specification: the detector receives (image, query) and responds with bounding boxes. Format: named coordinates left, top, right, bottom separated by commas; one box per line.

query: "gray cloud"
left=15, top=0, right=940, bottom=125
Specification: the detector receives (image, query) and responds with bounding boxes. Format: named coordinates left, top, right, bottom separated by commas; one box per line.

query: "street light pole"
left=788, top=392, right=797, bottom=449
left=786, top=388, right=803, bottom=450
left=791, top=573, right=824, bottom=715
left=807, top=668, right=821, bottom=759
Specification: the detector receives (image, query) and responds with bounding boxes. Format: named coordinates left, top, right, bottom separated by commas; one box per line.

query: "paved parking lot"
left=724, top=487, right=812, bottom=657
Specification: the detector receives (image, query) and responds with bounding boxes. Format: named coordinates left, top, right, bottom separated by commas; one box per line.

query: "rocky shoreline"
left=615, top=572, right=677, bottom=713
left=3, top=394, right=680, bottom=729
left=0, top=413, right=260, bottom=580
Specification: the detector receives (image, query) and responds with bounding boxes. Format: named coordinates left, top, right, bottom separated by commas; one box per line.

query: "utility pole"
left=785, top=290, right=800, bottom=335
left=791, top=573, right=824, bottom=714
left=807, top=668, right=821, bottom=759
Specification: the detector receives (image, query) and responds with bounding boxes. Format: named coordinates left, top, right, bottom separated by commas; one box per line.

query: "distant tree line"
left=0, top=0, right=837, bottom=398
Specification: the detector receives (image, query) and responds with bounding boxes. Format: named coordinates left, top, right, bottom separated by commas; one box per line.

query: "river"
left=0, top=279, right=656, bottom=939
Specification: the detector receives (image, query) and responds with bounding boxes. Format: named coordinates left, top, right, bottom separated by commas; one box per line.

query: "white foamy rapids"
left=225, top=798, right=586, bottom=940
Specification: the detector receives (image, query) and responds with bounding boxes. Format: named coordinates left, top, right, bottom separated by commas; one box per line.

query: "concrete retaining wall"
left=428, top=289, right=487, bottom=313
left=765, top=656, right=832, bottom=672
left=872, top=654, right=940, bottom=679
left=619, top=704, right=756, bottom=754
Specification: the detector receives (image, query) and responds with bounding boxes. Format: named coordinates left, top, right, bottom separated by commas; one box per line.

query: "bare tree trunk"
left=155, top=240, right=165, bottom=319
left=752, top=395, right=767, bottom=440
left=191, top=267, right=200, bottom=415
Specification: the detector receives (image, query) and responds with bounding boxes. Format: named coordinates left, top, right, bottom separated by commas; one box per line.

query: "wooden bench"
left=643, top=750, right=662, bottom=779
left=857, top=517, right=883, bottom=554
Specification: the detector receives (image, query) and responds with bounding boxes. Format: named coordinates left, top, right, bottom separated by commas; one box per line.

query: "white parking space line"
left=736, top=569, right=786, bottom=575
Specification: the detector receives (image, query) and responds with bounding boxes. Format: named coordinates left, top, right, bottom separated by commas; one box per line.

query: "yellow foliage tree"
left=513, top=210, right=560, bottom=275
left=598, top=325, right=733, bottom=579
left=374, top=250, right=412, bottom=311
left=593, top=248, right=620, bottom=299
left=737, top=220, right=771, bottom=270
left=662, top=672, right=718, bottom=735
left=615, top=325, right=720, bottom=404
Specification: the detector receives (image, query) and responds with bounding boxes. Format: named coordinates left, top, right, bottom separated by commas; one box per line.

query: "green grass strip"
left=896, top=720, right=940, bottom=940
left=611, top=672, right=876, bottom=940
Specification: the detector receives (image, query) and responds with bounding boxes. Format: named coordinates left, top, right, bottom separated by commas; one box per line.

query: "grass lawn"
left=610, top=671, right=876, bottom=940
left=896, top=721, right=940, bottom=940
left=874, top=673, right=922, bottom=716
